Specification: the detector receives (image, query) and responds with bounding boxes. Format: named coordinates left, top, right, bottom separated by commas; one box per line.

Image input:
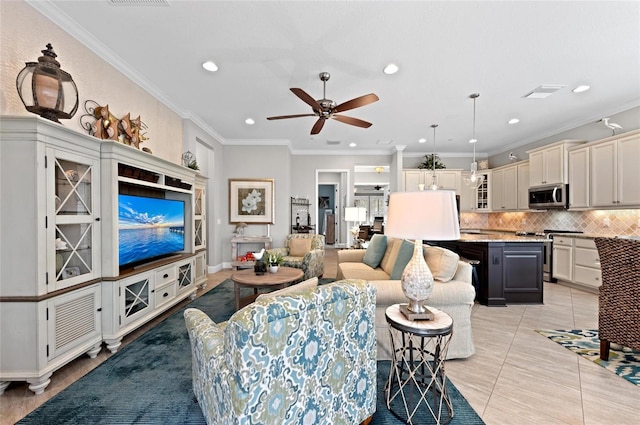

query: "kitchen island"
left=429, top=233, right=546, bottom=306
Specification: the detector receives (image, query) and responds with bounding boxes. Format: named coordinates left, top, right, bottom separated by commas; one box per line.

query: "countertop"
left=457, top=233, right=547, bottom=243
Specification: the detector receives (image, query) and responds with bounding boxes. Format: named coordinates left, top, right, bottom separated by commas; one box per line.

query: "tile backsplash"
left=460, top=209, right=640, bottom=236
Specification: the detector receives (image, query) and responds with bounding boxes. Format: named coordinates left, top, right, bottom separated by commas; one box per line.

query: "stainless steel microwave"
left=528, top=184, right=569, bottom=209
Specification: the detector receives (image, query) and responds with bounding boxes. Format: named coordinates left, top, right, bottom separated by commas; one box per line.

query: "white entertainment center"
left=0, top=117, right=207, bottom=394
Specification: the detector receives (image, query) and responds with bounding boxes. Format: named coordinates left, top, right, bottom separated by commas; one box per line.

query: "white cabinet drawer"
left=574, top=265, right=602, bottom=288
left=574, top=238, right=596, bottom=249
left=154, top=282, right=177, bottom=309
left=553, top=236, right=574, bottom=246
left=574, top=247, right=600, bottom=267
left=155, top=266, right=177, bottom=286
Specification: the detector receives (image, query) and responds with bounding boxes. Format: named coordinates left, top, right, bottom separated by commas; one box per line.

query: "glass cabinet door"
left=121, top=274, right=152, bottom=325
left=194, top=186, right=205, bottom=249
left=178, top=261, right=193, bottom=291
left=48, top=148, right=100, bottom=291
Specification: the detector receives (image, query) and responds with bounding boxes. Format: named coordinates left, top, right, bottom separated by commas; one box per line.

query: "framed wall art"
left=229, top=178, right=275, bottom=224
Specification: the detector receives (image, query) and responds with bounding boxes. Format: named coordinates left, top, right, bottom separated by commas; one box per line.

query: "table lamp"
left=344, top=207, right=367, bottom=247
left=385, top=190, right=460, bottom=320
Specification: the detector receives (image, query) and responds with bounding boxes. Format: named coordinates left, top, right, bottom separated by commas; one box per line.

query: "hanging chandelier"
left=463, top=93, right=485, bottom=189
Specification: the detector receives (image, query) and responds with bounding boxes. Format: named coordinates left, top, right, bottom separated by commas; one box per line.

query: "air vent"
left=523, top=85, right=566, bottom=99
left=109, top=0, right=171, bottom=6
left=376, top=140, right=393, bottom=145
left=326, top=140, right=341, bottom=145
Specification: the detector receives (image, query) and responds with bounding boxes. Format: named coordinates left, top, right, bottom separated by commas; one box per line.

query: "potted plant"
left=266, top=251, right=284, bottom=273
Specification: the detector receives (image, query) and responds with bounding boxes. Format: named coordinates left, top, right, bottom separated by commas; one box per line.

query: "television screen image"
left=118, top=194, right=185, bottom=268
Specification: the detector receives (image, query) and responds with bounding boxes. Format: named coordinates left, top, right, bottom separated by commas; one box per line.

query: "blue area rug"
left=20, top=280, right=483, bottom=424
left=536, top=329, right=640, bottom=386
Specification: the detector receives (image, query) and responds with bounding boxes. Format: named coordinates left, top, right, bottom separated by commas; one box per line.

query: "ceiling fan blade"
left=334, top=93, right=379, bottom=113
left=290, top=88, right=322, bottom=110
left=267, top=114, right=316, bottom=120
left=311, top=118, right=325, bottom=135
left=332, top=115, right=373, bottom=128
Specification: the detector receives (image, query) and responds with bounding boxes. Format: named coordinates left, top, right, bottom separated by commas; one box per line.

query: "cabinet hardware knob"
left=163, top=292, right=169, bottom=297
left=95, top=218, right=100, bottom=222
left=97, top=308, right=102, bottom=312
left=163, top=273, right=169, bottom=278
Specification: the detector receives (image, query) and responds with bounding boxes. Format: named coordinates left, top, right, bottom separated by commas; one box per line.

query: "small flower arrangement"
left=350, top=225, right=360, bottom=238
left=267, top=251, right=284, bottom=266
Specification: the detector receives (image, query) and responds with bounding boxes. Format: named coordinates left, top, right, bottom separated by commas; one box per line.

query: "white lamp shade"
left=344, top=207, right=367, bottom=222
left=385, top=190, right=460, bottom=241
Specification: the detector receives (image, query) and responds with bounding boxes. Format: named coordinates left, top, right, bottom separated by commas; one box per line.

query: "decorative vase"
left=269, top=265, right=279, bottom=273
left=254, top=260, right=266, bottom=275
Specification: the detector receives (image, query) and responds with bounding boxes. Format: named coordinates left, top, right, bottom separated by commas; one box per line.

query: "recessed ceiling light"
left=418, top=138, right=427, bottom=143
left=469, top=138, right=478, bottom=144
left=572, top=85, right=590, bottom=93
left=202, top=61, right=218, bottom=72
left=508, top=118, right=520, bottom=125
left=245, top=118, right=255, bottom=125
left=349, top=142, right=357, bottom=147
left=383, top=63, right=399, bottom=75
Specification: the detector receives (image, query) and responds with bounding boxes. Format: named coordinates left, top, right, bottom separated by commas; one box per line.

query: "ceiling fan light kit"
left=266, top=72, right=379, bottom=135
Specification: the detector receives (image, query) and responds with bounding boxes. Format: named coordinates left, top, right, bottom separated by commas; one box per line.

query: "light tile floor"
left=2, top=248, right=639, bottom=424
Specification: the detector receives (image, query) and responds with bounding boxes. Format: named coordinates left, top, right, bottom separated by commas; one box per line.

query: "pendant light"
left=428, top=124, right=439, bottom=190
left=463, top=93, right=485, bottom=189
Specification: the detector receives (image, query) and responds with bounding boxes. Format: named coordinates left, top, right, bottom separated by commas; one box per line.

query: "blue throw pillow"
left=362, top=234, right=387, bottom=269
left=390, top=239, right=418, bottom=280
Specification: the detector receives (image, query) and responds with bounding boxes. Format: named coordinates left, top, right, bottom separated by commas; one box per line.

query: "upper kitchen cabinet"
left=402, top=169, right=461, bottom=192
left=568, top=146, right=590, bottom=209
left=491, top=163, right=519, bottom=211
left=590, top=130, right=640, bottom=208
left=527, top=140, right=585, bottom=187
left=460, top=170, right=491, bottom=212
left=516, top=161, right=530, bottom=210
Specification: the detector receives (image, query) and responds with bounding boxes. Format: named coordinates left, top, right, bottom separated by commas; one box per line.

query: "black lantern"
left=16, top=43, right=79, bottom=123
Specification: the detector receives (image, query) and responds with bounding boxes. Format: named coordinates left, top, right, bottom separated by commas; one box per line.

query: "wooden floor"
left=2, top=247, right=639, bottom=424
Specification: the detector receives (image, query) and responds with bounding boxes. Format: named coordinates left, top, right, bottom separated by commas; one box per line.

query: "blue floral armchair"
left=269, top=233, right=325, bottom=279
left=184, top=280, right=377, bottom=425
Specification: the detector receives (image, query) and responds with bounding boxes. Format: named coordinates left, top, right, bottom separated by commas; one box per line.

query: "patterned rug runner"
left=535, top=329, right=640, bottom=386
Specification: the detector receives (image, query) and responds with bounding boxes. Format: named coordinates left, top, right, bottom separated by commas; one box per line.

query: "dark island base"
left=428, top=240, right=544, bottom=306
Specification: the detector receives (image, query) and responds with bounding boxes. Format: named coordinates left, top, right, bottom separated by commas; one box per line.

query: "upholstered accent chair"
left=269, top=233, right=325, bottom=279
left=184, top=280, right=377, bottom=425
left=594, top=237, right=640, bottom=360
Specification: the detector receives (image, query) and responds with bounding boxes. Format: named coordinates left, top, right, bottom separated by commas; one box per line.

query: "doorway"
left=316, top=169, right=349, bottom=247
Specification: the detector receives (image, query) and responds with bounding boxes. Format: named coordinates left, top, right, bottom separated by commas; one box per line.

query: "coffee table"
left=231, top=266, right=304, bottom=311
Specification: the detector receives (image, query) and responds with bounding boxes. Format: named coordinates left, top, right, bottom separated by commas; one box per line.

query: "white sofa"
left=337, top=237, right=476, bottom=360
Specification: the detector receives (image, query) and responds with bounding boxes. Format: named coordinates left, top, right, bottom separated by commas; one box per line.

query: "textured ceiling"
left=31, top=0, right=640, bottom=156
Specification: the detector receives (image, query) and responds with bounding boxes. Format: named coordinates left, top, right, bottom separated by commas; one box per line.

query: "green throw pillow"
left=390, top=239, right=417, bottom=279
left=362, top=234, right=387, bottom=269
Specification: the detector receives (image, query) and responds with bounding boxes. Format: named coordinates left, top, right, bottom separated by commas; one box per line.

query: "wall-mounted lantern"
left=16, top=43, right=79, bottom=123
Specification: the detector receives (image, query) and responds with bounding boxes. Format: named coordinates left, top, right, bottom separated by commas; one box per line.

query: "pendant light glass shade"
left=463, top=93, right=485, bottom=189
left=428, top=124, right=439, bottom=190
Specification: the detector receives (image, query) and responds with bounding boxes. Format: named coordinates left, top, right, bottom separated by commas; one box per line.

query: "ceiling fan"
left=267, top=72, right=379, bottom=135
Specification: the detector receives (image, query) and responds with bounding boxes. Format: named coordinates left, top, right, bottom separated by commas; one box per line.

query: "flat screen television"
left=118, top=194, right=185, bottom=269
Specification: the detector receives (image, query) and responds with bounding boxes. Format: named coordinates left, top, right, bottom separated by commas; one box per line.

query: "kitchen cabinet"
left=527, top=140, right=585, bottom=186
left=553, top=236, right=602, bottom=290
left=590, top=131, right=640, bottom=208
left=432, top=240, right=544, bottom=306
left=552, top=236, right=573, bottom=282
left=573, top=238, right=601, bottom=288
left=459, top=170, right=491, bottom=212
left=402, top=169, right=461, bottom=192
left=568, top=146, right=590, bottom=209
left=491, top=163, right=518, bottom=211
left=517, top=161, right=530, bottom=210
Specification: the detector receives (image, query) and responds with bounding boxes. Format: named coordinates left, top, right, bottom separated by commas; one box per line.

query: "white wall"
left=0, top=1, right=184, bottom=164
